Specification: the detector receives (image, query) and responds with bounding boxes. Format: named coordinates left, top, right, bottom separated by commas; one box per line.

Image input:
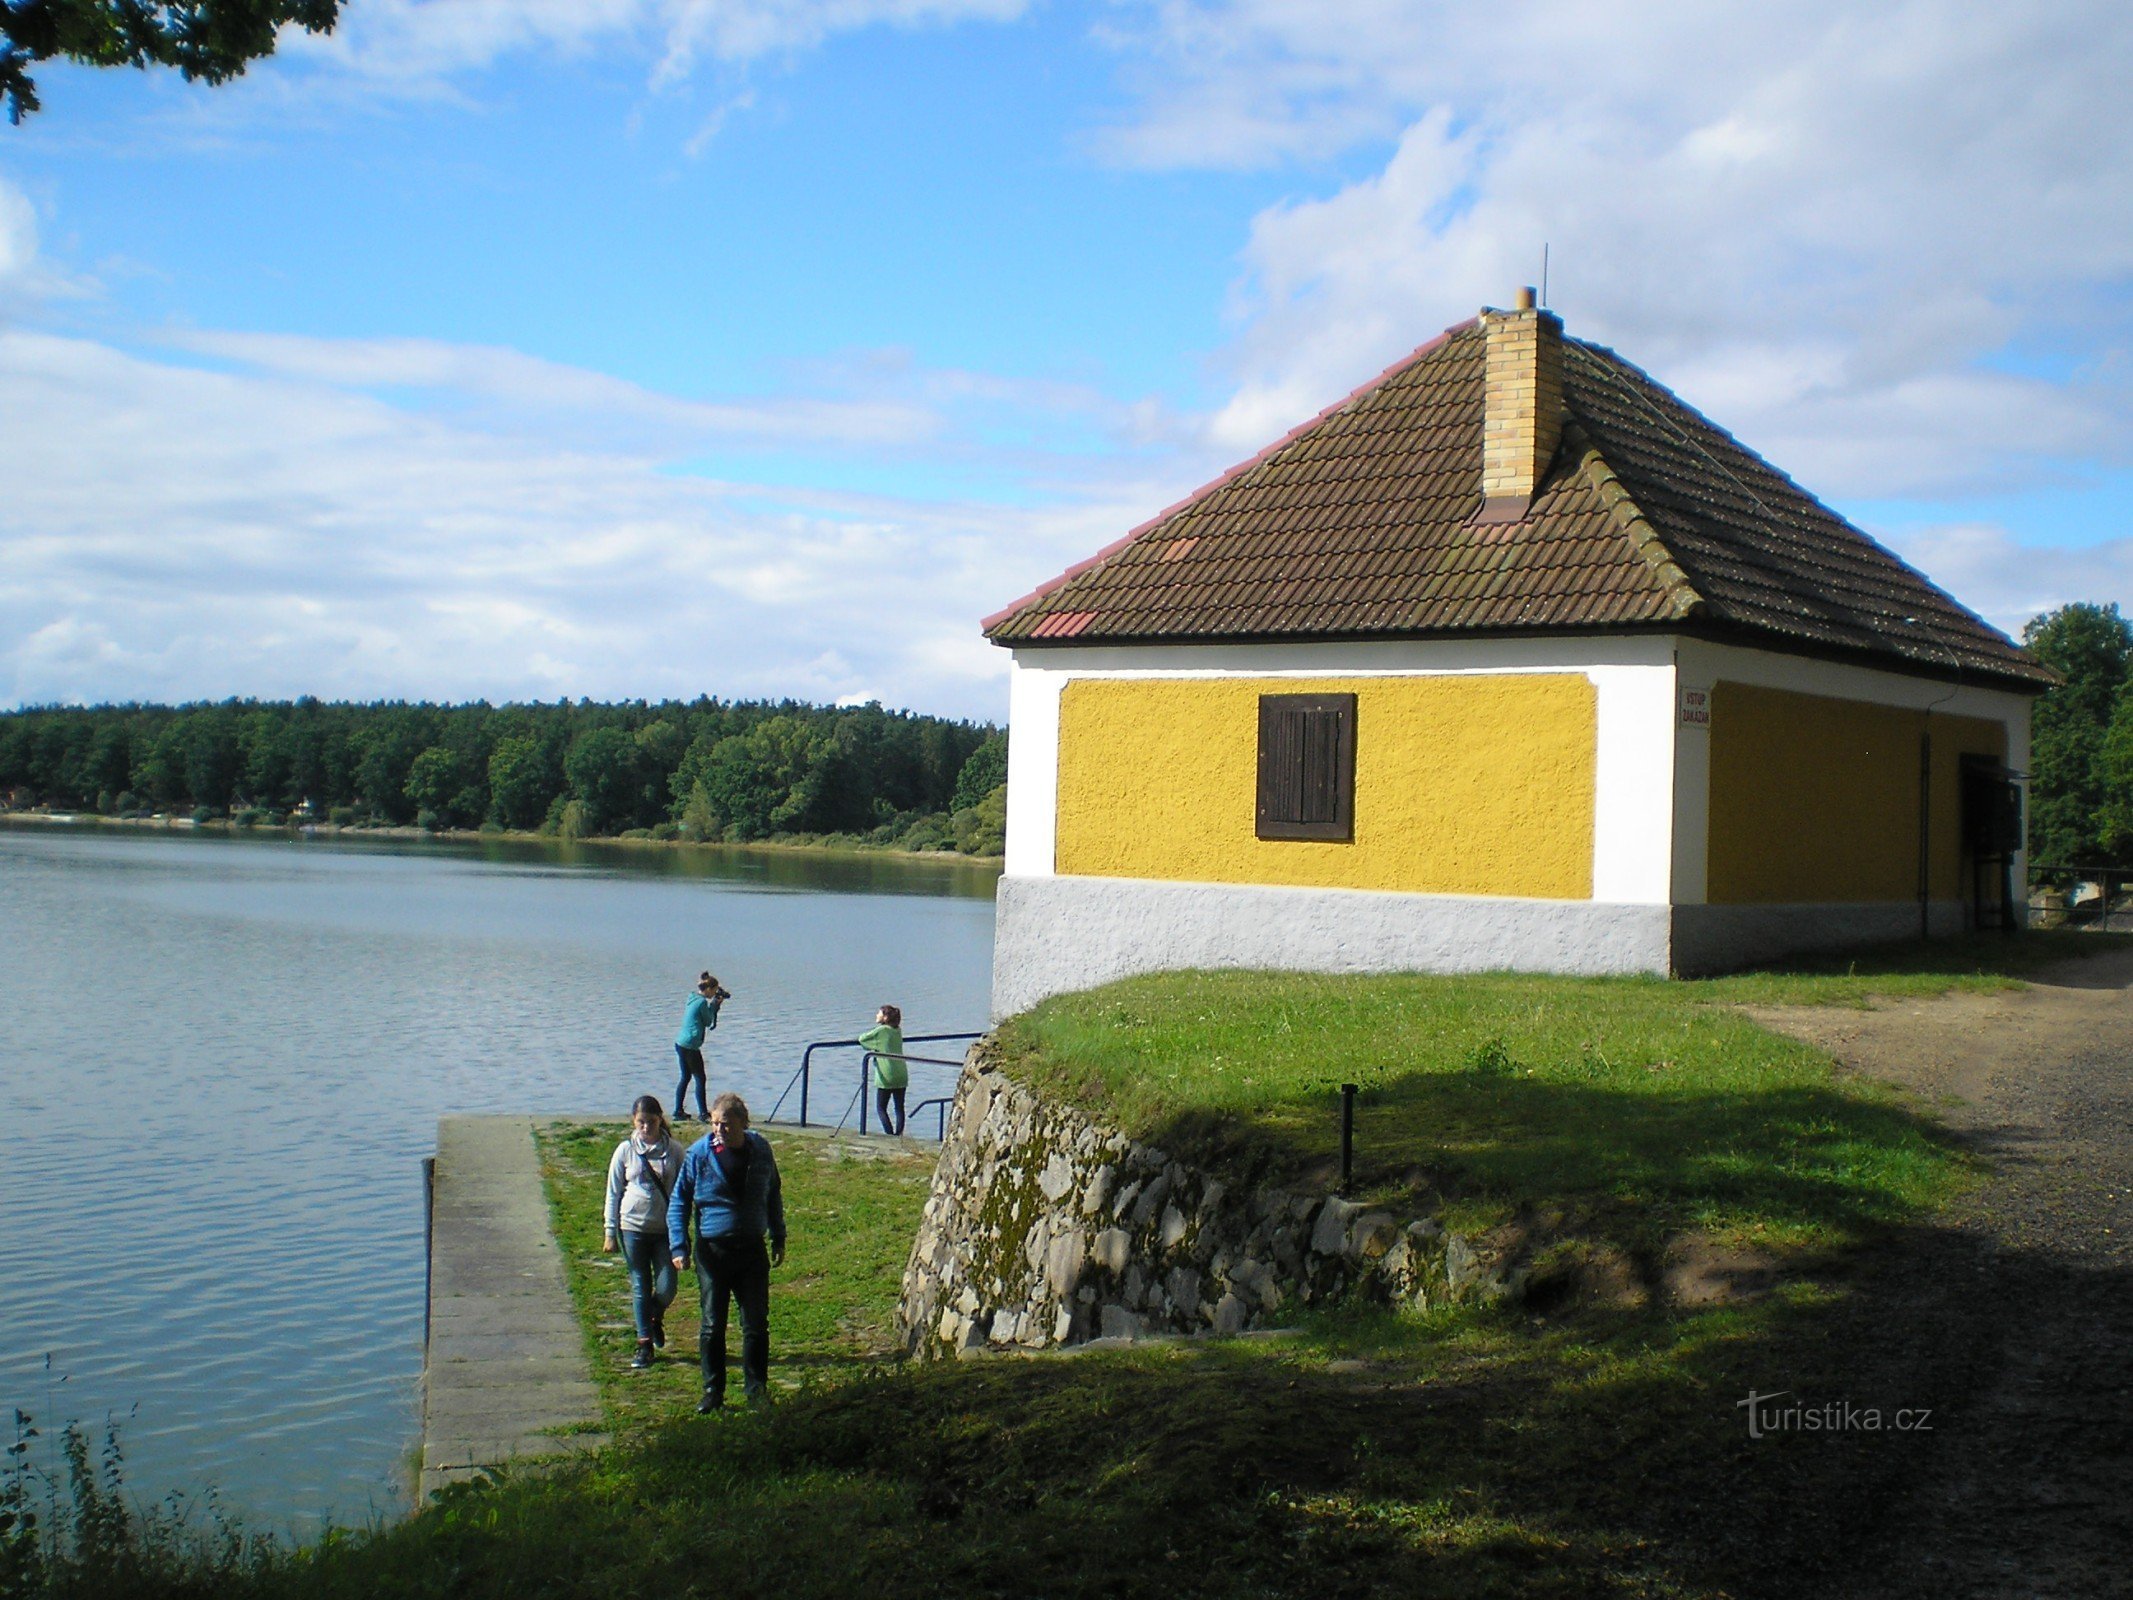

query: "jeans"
left=873, top=1085, right=907, bottom=1136
left=695, top=1233, right=771, bottom=1403
left=674, top=1044, right=707, bottom=1117
left=620, top=1229, right=676, bottom=1341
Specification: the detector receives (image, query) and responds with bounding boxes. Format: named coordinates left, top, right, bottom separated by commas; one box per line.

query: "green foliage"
left=951, top=783, right=1006, bottom=857
left=676, top=779, right=720, bottom=842
left=485, top=734, right=553, bottom=831
left=895, top=812, right=955, bottom=852
left=400, top=746, right=469, bottom=829
left=2023, top=601, right=2133, bottom=865
left=562, top=726, right=638, bottom=835
left=1, top=0, right=341, bottom=125
left=542, top=796, right=591, bottom=840
left=693, top=716, right=826, bottom=839
left=1, top=1405, right=281, bottom=1596
left=2100, top=692, right=2133, bottom=857
left=950, top=731, right=1007, bottom=812
left=351, top=712, right=430, bottom=825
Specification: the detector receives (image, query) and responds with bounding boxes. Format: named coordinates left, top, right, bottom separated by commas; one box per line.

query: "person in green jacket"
left=858, top=1004, right=907, bottom=1136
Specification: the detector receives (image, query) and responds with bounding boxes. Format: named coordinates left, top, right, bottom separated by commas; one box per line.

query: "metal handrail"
left=766, top=1031, right=983, bottom=1130
left=908, top=1096, right=954, bottom=1142
left=767, top=1037, right=856, bottom=1128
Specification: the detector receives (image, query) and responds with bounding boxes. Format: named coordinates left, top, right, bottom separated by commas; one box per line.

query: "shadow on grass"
left=1142, top=1066, right=1970, bottom=1253
left=583, top=1219, right=2125, bottom=1600
left=39, top=1217, right=2132, bottom=1599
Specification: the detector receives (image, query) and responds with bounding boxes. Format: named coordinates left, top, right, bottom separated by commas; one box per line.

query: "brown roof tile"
left=983, top=321, right=2049, bottom=688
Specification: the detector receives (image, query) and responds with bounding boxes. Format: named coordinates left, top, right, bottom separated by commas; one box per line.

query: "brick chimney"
left=1477, top=287, right=1563, bottom=521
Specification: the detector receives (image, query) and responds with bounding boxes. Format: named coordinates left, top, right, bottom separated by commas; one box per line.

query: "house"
left=980, top=291, right=2053, bottom=1017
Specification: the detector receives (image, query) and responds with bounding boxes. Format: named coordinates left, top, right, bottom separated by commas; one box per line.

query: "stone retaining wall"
left=897, top=1040, right=1526, bottom=1357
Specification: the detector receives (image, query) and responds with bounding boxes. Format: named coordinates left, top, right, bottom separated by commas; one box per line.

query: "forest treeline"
left=0, top=697, right=1010, bottom=855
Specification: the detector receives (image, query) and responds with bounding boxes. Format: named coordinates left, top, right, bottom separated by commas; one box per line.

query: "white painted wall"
left=1591, top=663, right=1678, bottom=904
left=993, top=876, right=1673, bottom=1016
left=1003, top=655, right=1063, bottom=877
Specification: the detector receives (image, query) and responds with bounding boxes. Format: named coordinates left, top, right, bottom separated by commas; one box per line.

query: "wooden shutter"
left=1256, top=693, right=1355, bottom=841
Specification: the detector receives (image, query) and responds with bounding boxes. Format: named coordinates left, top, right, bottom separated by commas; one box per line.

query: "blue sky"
left=4, top=0, right=2130, bottom=721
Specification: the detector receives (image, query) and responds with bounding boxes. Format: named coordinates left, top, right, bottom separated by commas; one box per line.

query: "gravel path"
left=1741, top=947, right=2133, bottom=1599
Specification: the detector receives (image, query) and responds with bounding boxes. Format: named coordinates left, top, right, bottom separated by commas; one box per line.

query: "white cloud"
left=0, top=328, right=1045, bottom=716
left=0, top=172, right=94, bottom=308
left=0, top=324, right=1193, bottom=718
left=164, top=329, right=941, bottom=452
left=682, top=89, right=758, bottom=157
left=647, top=0, right=1028, bottom=86
left=1883, top=521, right=2133, bottom=642
left=276, top=0, right=1030, bottom=97
left=0, top=176, right=35, bottom=287
left=1107, top=0, right=2133, bottom=512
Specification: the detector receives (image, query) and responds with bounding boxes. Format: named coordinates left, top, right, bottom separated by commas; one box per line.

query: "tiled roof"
left=983, top=320, right=2051, bottom=690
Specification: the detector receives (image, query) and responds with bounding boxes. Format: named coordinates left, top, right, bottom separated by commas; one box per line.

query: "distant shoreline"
left=0, top=809, right=1005, bottom=867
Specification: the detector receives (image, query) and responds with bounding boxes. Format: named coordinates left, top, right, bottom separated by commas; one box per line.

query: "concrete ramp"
left=422, top=1116, right=605, bottom=1498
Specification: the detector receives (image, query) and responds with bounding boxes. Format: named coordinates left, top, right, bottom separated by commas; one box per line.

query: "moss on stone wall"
left=897, top=1040, right=1524, bottom=1358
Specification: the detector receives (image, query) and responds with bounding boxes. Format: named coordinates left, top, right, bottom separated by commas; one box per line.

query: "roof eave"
left=992, top=616, right=2056, bottom=693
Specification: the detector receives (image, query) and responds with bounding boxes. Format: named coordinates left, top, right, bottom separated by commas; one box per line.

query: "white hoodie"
left=604, top=1133, right=682, bottom=1236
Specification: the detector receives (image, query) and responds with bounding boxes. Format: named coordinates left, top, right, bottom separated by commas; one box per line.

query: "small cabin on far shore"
left=980, top=291, right=2053, bottom=1017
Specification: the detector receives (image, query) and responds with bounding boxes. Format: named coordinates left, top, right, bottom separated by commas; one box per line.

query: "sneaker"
left=696, top=1390, right=722, bottom=1414
left=630, top=1341, right=654, bottom=1370
left=651, top=1312, right=666, bottom=1349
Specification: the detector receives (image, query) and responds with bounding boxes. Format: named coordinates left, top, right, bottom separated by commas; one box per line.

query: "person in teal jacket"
left=857, top=1003, right=906, bottom=1136
left=673, top=971, right=728, bottom=1121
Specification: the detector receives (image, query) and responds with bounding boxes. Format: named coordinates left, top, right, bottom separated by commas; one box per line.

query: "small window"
left=1256, top=693, right=1355, bottom=841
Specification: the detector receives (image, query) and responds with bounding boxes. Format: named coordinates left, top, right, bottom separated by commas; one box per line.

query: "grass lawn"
left=22, top=935, right=2125, bottom=1599
left=989, top=941, right=2100, bottom=1253
left=120, top=1270, right=1983, bottom=1599
left=535, top=1120, right=936, bottom=1428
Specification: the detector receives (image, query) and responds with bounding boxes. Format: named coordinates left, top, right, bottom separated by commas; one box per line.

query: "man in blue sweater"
left=668, top=1092, right=786, bottom=1412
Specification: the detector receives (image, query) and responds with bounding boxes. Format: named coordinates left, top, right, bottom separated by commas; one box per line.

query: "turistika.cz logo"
left=1736, top=1390, right=1935, bottom=1439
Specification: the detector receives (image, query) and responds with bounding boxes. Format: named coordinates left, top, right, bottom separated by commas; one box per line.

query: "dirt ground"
left=1740, top=946, right=2133, bottom=1599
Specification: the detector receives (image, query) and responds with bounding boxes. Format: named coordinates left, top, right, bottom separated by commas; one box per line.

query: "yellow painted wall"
left=1706, top=682, right=2006, bottom=904
left=1054, top=675, right=1596, bottom=898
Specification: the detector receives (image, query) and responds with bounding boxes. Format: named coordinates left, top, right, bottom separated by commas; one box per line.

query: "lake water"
left=0, top=825, right=997, bottom=1534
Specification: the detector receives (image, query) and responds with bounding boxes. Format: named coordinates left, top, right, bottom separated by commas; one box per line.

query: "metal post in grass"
left=1340, top=1082, right=1358, bottom=1195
